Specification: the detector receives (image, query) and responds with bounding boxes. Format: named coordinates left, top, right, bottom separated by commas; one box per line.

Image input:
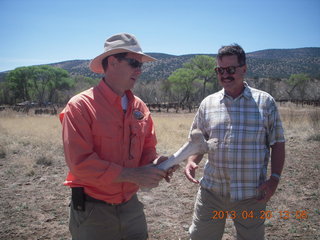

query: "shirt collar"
left=97, top=79, right=134, bottom=105
left=219, top=81, right=252, bottom=101
left=242, top=82, right=252, bottom=99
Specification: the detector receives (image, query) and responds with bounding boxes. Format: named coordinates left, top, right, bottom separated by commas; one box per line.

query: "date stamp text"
left=211, top=210, right=308, bottom=220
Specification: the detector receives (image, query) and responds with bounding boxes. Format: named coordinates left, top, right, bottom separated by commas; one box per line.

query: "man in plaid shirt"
left=185, top=44, right=285, bottom=240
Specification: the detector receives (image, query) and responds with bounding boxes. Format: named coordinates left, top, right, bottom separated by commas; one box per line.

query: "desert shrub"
left=307, top=134, right=320, bottom=141
left=0, top=147, right=6, bottom=159
left=36, top=156, right=52, bottom=166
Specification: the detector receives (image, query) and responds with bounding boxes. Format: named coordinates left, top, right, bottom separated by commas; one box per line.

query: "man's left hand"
left=153, top=156, right=179, bottom=183
left=257, top=178, right=279, bottom=202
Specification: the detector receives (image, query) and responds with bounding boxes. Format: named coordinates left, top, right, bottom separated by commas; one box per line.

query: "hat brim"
left=89, top=48, right=156, bottom=74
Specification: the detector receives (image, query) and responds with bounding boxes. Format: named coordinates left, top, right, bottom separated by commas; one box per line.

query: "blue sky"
left=1, top=0, right=319, bottom=72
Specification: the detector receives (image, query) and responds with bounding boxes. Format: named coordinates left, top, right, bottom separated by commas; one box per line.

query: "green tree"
left=0, top=81, right=14, bottom=105
left=72, top=75, right=99, bottom=93
left=5, top=66, right=34, bottom=103
left=166, top=55, right=217, bottom=107
left=286, top=73, right=310, bottom=100
left=167, top=68, right=197, bottom=107
left=183, top=55, right=217, bottom=99
left=47, top=67, right=75, bottom=103
left=5, top=65, right=74, bottom=105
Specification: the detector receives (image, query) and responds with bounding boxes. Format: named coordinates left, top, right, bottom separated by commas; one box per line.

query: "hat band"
left=104, top=46, right=143, bottom=54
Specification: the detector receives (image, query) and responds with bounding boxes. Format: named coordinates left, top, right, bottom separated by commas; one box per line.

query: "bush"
left=307, top=134, right=320, bottom=142
left=0, top=147, right=6, bottom=159
left=36, top=156, right=52, bottom=166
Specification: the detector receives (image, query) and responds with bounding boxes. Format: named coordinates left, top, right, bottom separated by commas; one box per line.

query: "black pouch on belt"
left=71, top=187, right=85, bottom=211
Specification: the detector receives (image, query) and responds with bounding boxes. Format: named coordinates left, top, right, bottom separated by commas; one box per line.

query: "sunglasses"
left=214, top=64, right=244, bottom=75
left=122, top=58, right=143, bottom=69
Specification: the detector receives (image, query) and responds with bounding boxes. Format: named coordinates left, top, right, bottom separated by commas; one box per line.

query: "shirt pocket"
left=91, top=121, right=119, bottom=162
left=128, top=119, right=148, bottom=163
left=241, top=125, right=266, bottom=145
left=241, top=111, right=267, bottom=145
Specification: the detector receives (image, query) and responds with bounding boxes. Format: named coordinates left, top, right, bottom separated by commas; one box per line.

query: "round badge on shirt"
left=133, top=110, right=144, bottom=120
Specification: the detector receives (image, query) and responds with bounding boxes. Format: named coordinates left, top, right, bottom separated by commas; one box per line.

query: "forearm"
left=114, top=168, right=137, bottom=183
left=114, top=165, right=166, bottom=188
left=270, top=142, right=285, bottom=176
left=258, top=142, right=285, bottom=202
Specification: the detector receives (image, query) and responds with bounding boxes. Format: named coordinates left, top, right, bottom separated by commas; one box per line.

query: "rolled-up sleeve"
left=61, top=102, right=123, bottom=187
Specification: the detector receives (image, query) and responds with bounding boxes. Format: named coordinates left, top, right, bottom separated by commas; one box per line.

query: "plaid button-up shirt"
left=191, top=83, right=285, bottom=201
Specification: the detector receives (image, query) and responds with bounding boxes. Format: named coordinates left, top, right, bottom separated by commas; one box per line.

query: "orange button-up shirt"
left=60, top=80, right=158, bottom=204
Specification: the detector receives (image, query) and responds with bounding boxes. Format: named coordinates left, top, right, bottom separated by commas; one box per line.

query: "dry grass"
left=0, top=105, right=319, bottom=240
left=0, top=113, right=62, bottom=178
left=153, top=113, right=194, bottom=154
left=279, top=103, right=320, bottom=139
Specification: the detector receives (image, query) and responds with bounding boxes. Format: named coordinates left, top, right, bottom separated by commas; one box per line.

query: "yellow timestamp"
left=211, top=210, right=308, bottom=220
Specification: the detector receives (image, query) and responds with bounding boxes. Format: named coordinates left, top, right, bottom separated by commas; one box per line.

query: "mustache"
left=222, top=77, right=234, bottom=81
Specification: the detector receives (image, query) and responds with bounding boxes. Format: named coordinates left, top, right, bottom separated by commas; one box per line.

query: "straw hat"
left=89, top=33, right=156, bottom=73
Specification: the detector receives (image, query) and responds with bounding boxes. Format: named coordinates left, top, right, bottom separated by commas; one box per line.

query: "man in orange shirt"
left=60, top=33, right=174, bottom=240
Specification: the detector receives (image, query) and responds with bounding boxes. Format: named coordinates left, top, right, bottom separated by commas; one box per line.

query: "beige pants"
left=189, top=187, right=266, bottom=240
left=69, top=194, right=148, bottom=240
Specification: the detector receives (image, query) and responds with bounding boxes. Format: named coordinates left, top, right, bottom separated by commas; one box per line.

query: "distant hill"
left=247, top=47, right=320, bottom=59
left=49, top=53, right=201, bottom=82
left=1, top=48, right=320, bottom=82
left=246, top=47, right=320, bottom=78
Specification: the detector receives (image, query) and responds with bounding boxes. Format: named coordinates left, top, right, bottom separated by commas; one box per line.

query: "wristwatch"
left=271, top=173, right=281, bottom=181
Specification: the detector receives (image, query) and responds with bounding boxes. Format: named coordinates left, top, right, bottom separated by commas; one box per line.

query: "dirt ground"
left=0, top=110, right=319, bottom=240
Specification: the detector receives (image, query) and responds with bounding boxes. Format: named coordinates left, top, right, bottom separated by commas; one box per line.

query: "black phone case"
left=71, top=187, right=85, bottom=211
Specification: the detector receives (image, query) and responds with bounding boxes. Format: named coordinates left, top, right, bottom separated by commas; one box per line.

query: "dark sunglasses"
left=214, top=64, right=244, bottom=75
left=122, top=58, right=143, bottom=69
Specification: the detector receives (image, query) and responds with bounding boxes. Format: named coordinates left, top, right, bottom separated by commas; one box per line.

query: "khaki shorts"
left=69, top=194, right=148, bottom=240
left=189, top=187, right=267, bottom=240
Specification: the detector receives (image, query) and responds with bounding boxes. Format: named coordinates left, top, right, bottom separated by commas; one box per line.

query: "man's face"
left=216, top=55, right=246, bottom=98
left=108, top=52, right=143, bottom=95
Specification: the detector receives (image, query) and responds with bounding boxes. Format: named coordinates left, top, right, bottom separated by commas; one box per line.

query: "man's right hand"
left=115, top=166, right=166, bottom=188
left=184, top=154, right=203, bottom=184
left=184, top=161, right=200, bottom=184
